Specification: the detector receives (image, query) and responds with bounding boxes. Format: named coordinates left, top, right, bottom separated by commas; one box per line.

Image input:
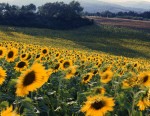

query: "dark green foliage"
left=84, top=11, right=150, bottom=20
left=0, top=1, right=93, bottom=29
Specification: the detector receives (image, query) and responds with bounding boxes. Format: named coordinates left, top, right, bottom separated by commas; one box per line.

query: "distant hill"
left=80, top=1, right=147, bottom=13
left=7, top=0, right=149, bottom=13
left=117, top=1, right=150, bottom=10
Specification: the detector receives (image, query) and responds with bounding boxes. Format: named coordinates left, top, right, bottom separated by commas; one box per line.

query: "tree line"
left=84, top=11, right=150, bottom=20
left=0, top=1, right=93, bottom=29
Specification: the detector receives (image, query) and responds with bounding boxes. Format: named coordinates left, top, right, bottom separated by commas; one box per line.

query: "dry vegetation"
left=89, top=16, right=150, bottom=30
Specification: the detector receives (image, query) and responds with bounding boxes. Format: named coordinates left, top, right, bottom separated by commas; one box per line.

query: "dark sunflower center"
left=103, top=74, right=108, bottom=79
left=75, top=72, right=79, bottom=76
left=103, top=68, right=107, bottom=73
left=23, top=71, right=36, bottom=86
left=60, top=60, right=63, bottom=63
left=84, top=75, right=89, bottom=81
left=63, top=62, right=70, bottom=68
left=8, top=51, right=14, bottom=58
left=26, top=55, right=31, bottom=60
left=68, top=70, right=72, bottom=74
left=42, top=49, right=47, bottom=54
left=17, top=61, right=26, bottom=68
left=36, top=55, right=40, bottom=58
left=95, top=88, right=101, bottom=94
left=93, top=70, right=98, bottom=74
left=0, top=50, right=3, bottom=55
left=54, top=64, right=60, bottom=70
left=143, top=75, right=149, bottom=83
left=56, top=53, right=59, bottom=57
left=47, top=57, right=50, bottom=60
left=134, top=64, right=137, bottom=67
left=91, top=100, right=105, bottom=110
left=22, top=54, right=26, bottom=58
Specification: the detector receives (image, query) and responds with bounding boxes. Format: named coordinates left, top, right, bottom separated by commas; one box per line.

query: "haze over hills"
left=80, top=0, right=148, bottom=13
left=116, top=1, right=150, bottom=10
left=2, top=0, right=150, bottom=13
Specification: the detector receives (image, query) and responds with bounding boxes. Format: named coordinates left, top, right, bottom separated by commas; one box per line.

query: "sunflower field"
left=0, top=40, right=150, bottom=116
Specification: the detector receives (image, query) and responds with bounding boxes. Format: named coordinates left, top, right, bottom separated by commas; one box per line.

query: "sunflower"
left=58, top=58, right=64, bottom=63
left=6, top=48, right=18, bottom=62
left=26, top=54, right=32, bottom=61
left=137, top=72, right=150, bottom=87
left=41, top=47, right=49, bottom=56
left=94, top=87, right=106, bottom=95
left=16, top=63, right=48, bottom=97
left=53, top=63, right=61, bottom=72
left=137, top=100, right=146, bottom=111
left=55, top=52, right=61, bottom=58
left=81, top=95, right=115, bottom=116
left=137, top=98, right=150, bottom=111
left=0, top=46, right=6, bottom=59
left=20, top=53, right=28, bottom=61
left=15, top=61, right=28, bottom=71
left=90, top=69, right=99, bottom=75
left=0, top=67, right=7, bottom=85
left=61, top=60, right=73, bottom=70
left=65, top=66, right=77, bottom=79
left=82, top=73, right=94, bottom=83
left=100, top=70, right=113, bottom=84
left=0, top=105, right=20, bottom=116
left=35, top=54, right=41, bottom=60
left=122, top=80, right=130, bottom=89
left=46, top=68, right=53, bottom=78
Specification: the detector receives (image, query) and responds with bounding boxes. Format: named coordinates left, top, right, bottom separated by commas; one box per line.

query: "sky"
left=99, top=0, right=150, bottom=2
left=0, top=0, right=150, bottom=6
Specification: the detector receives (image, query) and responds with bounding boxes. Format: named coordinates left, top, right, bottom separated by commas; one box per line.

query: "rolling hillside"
left=0, top=22, right=149, bottom=59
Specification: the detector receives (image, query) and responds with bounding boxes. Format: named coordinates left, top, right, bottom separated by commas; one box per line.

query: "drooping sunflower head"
left=65, top=66, right=77, bottom=79
left=81, top=95, right=115, bottom=116
left=26, top=54, right=32, bottom=61
left=0, top=67, right=7, bottom=85
left=99, top=66, right=112, bottom=75
left=137, top=97, right=150, bottom=111
left=122, top=80, right=130, bottom=89
left=0, top=46, right=7, bottom=58
left=82, top=73, right=94, bottom=83
left=138, top=72, right=150, bottom=87
left=6, top=48, right=18, bottom=62
left=0, top=105, right=20, bottom=116
left=100, top=70, right=113, bottom=84
left=94, top=87, right=106, bottom=95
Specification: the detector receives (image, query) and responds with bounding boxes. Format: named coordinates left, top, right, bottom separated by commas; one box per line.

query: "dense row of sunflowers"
left=0, top=41, right=150, bottom=116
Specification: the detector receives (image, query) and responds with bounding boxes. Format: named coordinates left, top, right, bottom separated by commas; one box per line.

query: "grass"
left=0, top=24, right=149, bottom=59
